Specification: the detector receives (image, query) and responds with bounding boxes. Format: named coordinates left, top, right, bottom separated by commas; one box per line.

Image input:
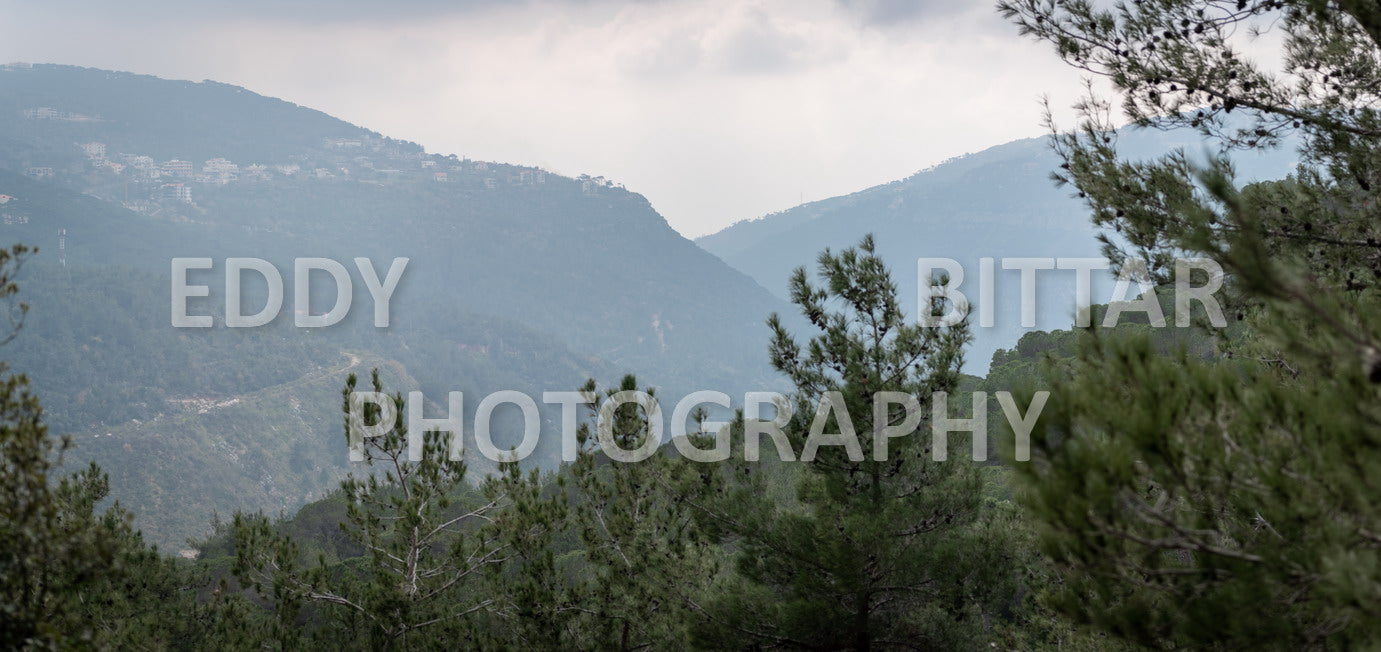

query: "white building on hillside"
left=79, top=142, right=106, bottom=160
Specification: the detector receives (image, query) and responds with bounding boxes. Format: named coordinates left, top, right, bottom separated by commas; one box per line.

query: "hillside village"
left=4, top=91, right=625, bottom=223
left=20, top=124, right=567, bottom=209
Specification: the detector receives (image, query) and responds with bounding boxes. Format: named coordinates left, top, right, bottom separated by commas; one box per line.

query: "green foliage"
left=0, top=62, right=791, bottom=548
left=0, top=244, right=207, bottom=649
left=695, top=122, right=1297, bottom=371
left=231, top=369, right=550, bottom=649
left=16, top=13, right=1379, bottom=646
left=563, top=376, right=713, bottom=648
left=484, top=375, right=717, bottom=650
left=999, top=0, right=1381, bottom=647
left=217, top=370, right=726, bottom=650
left=688, top=236, right=1022, bottom=649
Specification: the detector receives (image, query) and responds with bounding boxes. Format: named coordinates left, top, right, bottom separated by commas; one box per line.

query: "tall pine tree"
left=998, top=0, right=1381, bottom=646
left=689, top=236, right=1021, bottom=650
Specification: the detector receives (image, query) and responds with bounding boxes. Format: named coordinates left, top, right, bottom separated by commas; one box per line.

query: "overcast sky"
left=0, top=0, right=1093, bottom=237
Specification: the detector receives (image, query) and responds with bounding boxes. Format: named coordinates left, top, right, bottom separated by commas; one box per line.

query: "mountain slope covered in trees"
left=0, top=64, right=788, bottom=546
left=697, top=127, right=1297, bottom=370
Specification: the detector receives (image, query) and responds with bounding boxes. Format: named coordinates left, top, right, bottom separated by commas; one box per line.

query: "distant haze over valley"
left=0, top=63, right=1298, bottom=545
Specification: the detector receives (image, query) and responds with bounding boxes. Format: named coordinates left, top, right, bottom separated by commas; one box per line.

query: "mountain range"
left=0, top=63, right=1299, bottom=547
left=0, top=64, right=786, bottom=547
left=697, top=123, right=1298, bottom=368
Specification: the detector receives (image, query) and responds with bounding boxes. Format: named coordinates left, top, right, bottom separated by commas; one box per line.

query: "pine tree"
left=997, top=0, right=1381, bottom=646
left=0, top=244, right=198, bottom=649
left=487, top=375, right=716, bottom=650
left=232, top=370, right=558, bottom=649
left=688, top=236, right=1021, bottom=650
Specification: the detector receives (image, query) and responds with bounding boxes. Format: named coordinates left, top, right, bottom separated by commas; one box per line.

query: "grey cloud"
left=833, top=0, right=977, bottom=28
left=22, top=0, right=974, bottom=29
left=23, top=0, right=523, bottom=25
left=618, top=35, right=704, bottom=78
left=710, top=10, right=837, bottom=75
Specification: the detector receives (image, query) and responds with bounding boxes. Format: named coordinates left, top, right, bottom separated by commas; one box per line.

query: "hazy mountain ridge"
left=70, top=350, right=481, bottom=551
left=0, top=65, right=787, bottom=388
left=0, top=64, right=787, bottom=547
left=0, top=63, right=410, bottom=166
left=697, top=128, right=1299, bottom=371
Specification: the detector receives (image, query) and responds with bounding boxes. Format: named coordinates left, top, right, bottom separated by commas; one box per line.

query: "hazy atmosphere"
left=3, top=0, right=1377, bottom=649
left=0, top=0, right=1092, bottom=235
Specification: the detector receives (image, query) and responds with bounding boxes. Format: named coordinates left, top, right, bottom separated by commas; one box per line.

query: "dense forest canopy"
left=3, top=0, right=1381, bottom=649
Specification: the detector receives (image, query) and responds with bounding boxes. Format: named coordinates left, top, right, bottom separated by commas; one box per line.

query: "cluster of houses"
left=71, top=143, right=272, bottom=193
left=57, top=138, right=555, bottom=205
left=22, top=106, right=102, bottom=123
left=580, top=175, right=623, bottom=196
left=15, top=126, right=607, bottom=216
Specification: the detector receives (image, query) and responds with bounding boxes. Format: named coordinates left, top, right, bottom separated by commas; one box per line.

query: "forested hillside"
left=697, top=125, right=1296, bottom=371
left=4, top=0, right=1381, bottom=648
left=0, top=64, right=787, bottom=546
